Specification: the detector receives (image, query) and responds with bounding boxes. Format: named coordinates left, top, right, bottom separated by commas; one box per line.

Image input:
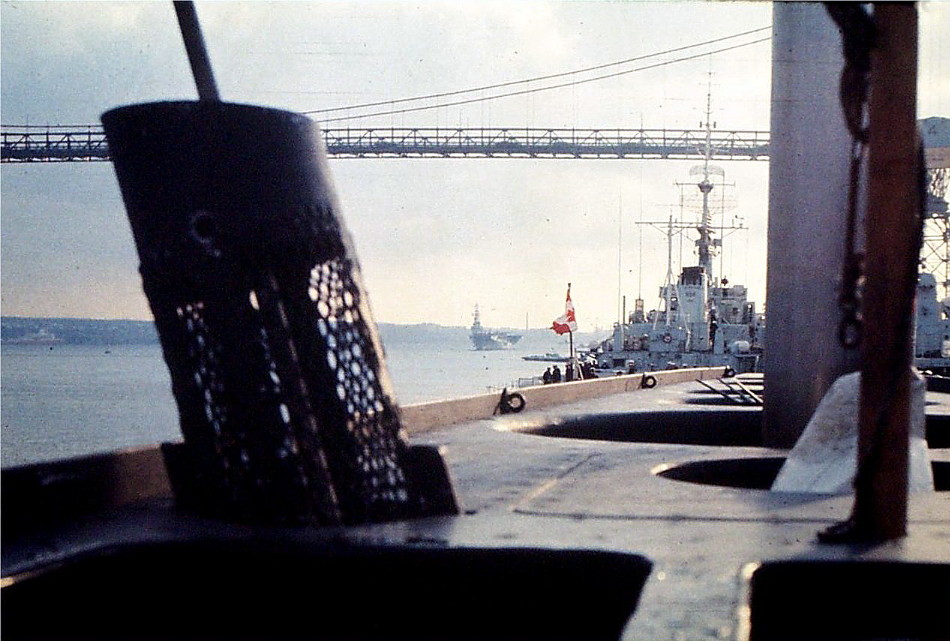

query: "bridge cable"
left=304, top=26, right=770, bottom=117
left=313, top=36, right=770, bottom=124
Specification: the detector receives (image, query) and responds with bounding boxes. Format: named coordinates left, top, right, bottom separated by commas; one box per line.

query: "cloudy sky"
left=2, top=1, right=948, bottom=330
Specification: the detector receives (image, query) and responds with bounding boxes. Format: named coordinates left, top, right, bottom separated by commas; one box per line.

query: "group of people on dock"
left=541, top=360, right=596, bottom=384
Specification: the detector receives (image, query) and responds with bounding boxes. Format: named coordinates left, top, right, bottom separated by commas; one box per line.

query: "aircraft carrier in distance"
left=469, top=304, right=521, bottom=350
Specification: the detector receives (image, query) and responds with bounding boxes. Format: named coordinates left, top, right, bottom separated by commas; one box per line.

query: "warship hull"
left=470, top=330, right=522, bottom=351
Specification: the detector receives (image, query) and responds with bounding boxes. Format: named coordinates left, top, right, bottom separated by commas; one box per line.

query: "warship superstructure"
left=593, top=95, right=764, bottom=375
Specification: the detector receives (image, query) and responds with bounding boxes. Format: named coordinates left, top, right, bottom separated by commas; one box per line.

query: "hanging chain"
left=838, top=139, right=866, bottom=348
left=826, top=3, right=875, bottom=349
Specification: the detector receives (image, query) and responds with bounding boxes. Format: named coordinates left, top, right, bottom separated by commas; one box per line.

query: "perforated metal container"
left=103, top=101, right=413, bottom=525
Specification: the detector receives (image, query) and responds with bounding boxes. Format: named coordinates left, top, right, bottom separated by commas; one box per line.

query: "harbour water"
left=1, top=330, right=573, bottom=468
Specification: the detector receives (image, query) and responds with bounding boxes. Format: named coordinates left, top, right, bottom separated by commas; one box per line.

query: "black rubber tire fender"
left=506, top=392, right=526, bottom=413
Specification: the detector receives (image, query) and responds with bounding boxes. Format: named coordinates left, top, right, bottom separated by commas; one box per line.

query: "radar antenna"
left=674, top=76, right=744, bottom=285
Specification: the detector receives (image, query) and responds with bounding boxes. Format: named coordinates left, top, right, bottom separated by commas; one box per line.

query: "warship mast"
left=696, top=79, right=718, bottom=283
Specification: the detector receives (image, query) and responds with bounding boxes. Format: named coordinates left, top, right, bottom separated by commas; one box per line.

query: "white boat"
left=521, top=352, right=569, bottom=362
left=6, top=328, right=64, bottom=345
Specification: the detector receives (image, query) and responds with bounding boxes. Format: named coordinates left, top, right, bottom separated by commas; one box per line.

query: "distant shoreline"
left=1, top=316, right=160, bottom=346
left=1, top=315, right=600, bottom=347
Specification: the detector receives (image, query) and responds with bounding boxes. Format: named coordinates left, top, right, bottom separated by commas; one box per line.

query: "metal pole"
left=763, top=3, right=861, bottom=448
left=173, top=1, right=220, bottom=102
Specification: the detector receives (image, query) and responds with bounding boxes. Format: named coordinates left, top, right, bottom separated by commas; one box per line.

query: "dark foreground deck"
left=3, top=374, right=949, bottom=640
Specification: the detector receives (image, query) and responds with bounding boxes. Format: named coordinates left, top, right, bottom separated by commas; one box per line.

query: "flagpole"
left=551, top=282, right=578, bottom=379
left=568, top=282, right=575, bottom=379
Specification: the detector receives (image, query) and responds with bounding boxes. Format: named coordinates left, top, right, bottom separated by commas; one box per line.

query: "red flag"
left=551, top=285, right=577, bottom=335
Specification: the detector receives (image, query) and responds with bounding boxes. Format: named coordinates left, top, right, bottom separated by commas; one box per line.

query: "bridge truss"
left=1, top=125, right=770, bottom=163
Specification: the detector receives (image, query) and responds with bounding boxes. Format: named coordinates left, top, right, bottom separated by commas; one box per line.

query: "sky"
left=2, top=1, right=948, bottom=331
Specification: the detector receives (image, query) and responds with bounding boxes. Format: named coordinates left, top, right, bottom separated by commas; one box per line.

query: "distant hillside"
left=1, top=317, right=160, bottom=345
left=0, top=317, right=470, bottom=347
left=377, top=322, right=468, bottom=346
left=1, top=316, right=606, bottom=348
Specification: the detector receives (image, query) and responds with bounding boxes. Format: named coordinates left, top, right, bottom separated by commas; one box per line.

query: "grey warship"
left=592, top=101, right=764, bottom=375
left=593, top=105, right=950, bottom=377
left=469, top=304, right=521, bottom=350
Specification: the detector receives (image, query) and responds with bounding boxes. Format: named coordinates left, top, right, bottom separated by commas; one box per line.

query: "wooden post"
left=851, top=3, right=920, bottom=540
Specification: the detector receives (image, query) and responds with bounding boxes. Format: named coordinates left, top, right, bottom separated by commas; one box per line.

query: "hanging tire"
left=641, top=375, right=657, bottom=389
left=495, top=389, right=526, bottom=414
left=506, top=392, right=526, bottom=413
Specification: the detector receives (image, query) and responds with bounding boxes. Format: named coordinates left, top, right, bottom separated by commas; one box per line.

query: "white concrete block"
left=771, top=369, right=934, bottom=493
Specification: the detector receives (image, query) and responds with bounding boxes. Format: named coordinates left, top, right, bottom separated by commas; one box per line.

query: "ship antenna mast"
left=696, top=73, right=716, bottom=283
left=637, top=209, right=691, bottom=328
left=674, top=74, right=744, bottom=287
left=664, top=212, right=677, bottom=328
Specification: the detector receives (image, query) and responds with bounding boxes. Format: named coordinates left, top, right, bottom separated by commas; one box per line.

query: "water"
left=1, top=333, right=568, bottom=467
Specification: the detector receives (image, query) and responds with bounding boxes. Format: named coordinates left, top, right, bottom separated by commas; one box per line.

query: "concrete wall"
left=402, top=366, right=731, bottom=434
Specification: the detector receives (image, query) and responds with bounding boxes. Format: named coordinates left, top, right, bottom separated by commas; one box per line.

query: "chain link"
left=838, top=139, right=866, bottom=349
left=826, top=3, right=875, bottom=349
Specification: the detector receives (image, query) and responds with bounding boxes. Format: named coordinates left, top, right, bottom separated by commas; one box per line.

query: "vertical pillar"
left=764, top=3, right=861, bottom=448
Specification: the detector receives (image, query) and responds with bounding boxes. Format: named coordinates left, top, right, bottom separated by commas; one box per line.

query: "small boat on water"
left=5, top=328, right=64, bottom=345
left=522, top=352, right=569, bottom=362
